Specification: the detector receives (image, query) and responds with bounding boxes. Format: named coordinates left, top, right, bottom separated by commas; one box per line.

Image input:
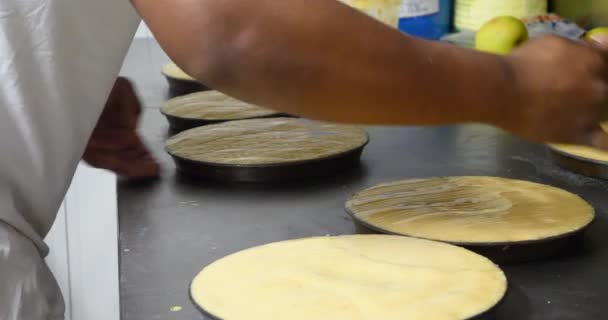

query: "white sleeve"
left=0, top=0, right=140, bottom=254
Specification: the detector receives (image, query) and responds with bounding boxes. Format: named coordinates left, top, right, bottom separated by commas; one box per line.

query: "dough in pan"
left=161, top=91, right=281, bottom=121
left=162, top=62, right=197, bottom=81
left=346, top=176, right=594, bottom=244
left=191, top=235, right=507, bottom=320
left=551, top=123, right=608, bottom=162
left=166, top=117, right=369, bottom=166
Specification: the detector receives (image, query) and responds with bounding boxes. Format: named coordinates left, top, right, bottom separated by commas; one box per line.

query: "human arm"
left=131, top=0, right=608, bottom=146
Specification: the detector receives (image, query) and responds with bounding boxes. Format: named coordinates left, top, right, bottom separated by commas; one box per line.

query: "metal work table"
left=119, top=39, right=607, bottom=320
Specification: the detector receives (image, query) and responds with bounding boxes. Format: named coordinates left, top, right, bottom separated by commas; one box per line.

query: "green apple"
left=475, top=16, right=529, bottom=55
left=584, top=27, right=608, bottom=42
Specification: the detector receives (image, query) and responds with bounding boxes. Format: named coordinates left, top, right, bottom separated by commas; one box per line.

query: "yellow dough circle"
left=550, top=123, right=608, bottom=162
left=191, top=235, right=507, bottom=320
left=346, top=177, right=594, bottom=244
left=166, top=117, right=368, bottom=165
left=161, top=91, right=281, bottom=121
left=162, top=62, right=197, bottom=81
left=550, top=145, right=608, bottom=163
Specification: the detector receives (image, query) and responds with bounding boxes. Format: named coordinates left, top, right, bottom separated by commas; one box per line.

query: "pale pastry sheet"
left=162, top=62, right=196, bottom=81
left=166, top=118, right=368, bottom=165
left=191, top=235, right=507, bottom=320
left=347, top=177, right=594, bottom=244
left=551, top=123, right=608, bottom=162
left=161, top=91, right=280, bottom=121
left=551, top=145, right=608, bottom=162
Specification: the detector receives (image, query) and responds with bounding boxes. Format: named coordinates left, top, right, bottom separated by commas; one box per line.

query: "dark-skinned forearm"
left=132, top=0, right=517, bottom=126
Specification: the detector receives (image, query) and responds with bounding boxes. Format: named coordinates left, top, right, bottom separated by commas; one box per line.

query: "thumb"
left=588, top=125, right=608, bottom=150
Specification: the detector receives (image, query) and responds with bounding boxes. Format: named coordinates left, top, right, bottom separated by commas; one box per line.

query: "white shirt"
left=0, top=0, right=140, bottom=255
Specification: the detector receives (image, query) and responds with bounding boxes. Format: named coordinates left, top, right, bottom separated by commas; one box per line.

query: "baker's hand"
left=83, top=77, right=161, bottom=179
left=503, top=34, right=608, bottom=148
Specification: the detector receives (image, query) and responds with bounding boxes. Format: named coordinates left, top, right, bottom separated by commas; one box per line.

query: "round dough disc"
left=346, top=177, right=594, bottom=244
left=550, top=145, right=608, bottom=163
left=166, top=117, right=369, bottom=166
left=550, top=123, right=608, bottom=163
left=162, top=62, right=197, bottom=81
left=191, top=235, right=507, bottom=320
left=161, top=91, right=281, bottom=121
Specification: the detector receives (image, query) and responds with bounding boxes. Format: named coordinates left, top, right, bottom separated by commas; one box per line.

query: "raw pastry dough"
left=162, top=62, right=196, bottom=81
left=191, top=235, right=507, bottom=320
left=550, top=123, right=608, bottom=162
left=166, top=118, right=368, bottom=165
left=346, top=177, right=594, bottom=244
left=161, top=91, right=280, bottom=121
left=551, top=144, right=608, bottom=162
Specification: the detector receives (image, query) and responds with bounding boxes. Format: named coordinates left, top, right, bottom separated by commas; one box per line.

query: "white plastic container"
left=454, top=0, right=548, bottom=31
left=338, top=0, right=402, bottom=27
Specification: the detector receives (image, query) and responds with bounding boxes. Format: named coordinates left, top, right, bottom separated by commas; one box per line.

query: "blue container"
left=398, top=0, right=453, bottom=40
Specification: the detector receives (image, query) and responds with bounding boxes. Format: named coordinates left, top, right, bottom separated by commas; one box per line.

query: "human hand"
left=83, top=77, right=161, bottom=179
left=501, top=34, right=608, bottom=148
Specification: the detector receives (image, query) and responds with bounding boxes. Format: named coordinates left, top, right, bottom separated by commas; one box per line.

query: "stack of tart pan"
left=160, top=77, right=370, bottom=182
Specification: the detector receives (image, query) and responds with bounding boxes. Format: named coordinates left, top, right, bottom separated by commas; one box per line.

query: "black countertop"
left=119, top=39, right=608, bottom=320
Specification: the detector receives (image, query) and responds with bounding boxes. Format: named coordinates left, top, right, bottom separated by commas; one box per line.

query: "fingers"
left=585, top=33, right=608, bottom=129
left=587, top=125, right=608, bottom=150
left=586, top=33, right=608, bottom=61
left=587, top=33, right=608, bottom=48
left=600, top=109, right=608, bottom=123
